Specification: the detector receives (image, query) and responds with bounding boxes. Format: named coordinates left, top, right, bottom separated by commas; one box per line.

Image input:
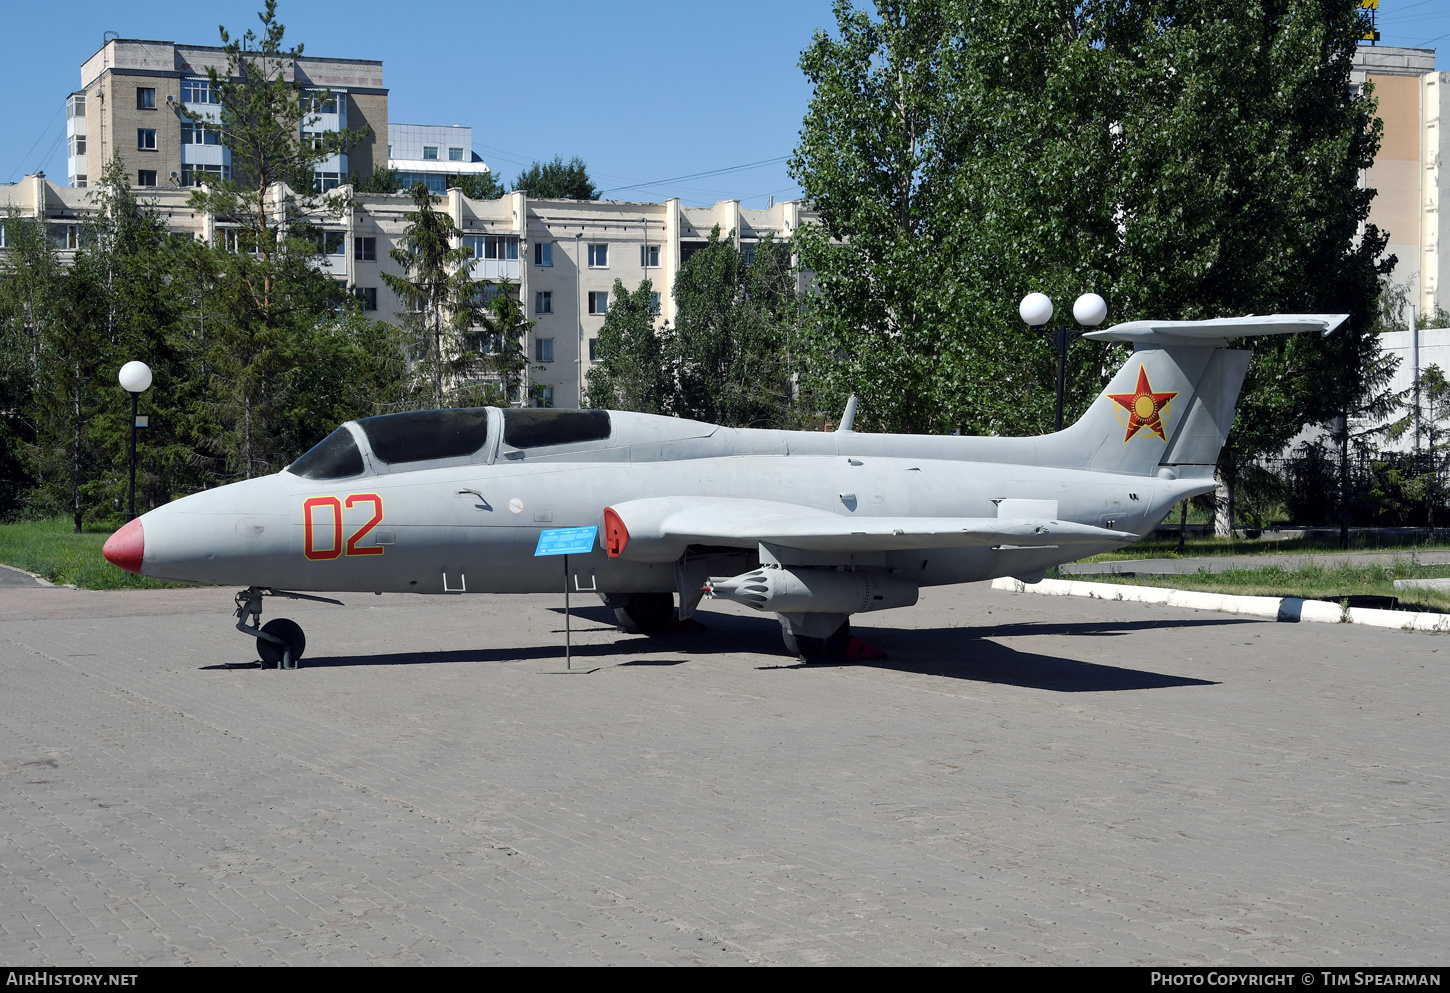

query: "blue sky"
left=3, top=1, right=1446, bottom=207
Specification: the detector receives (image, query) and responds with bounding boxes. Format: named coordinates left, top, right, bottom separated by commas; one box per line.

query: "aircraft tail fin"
left=1052, top=314, right=1346, bottom=476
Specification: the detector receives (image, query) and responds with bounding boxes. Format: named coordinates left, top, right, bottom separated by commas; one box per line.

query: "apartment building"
left=64, top=37, right=387, bottom=193
left=387, top=123, right=493, bottom=194
left=1352, top=45, right=1448, bottom=320
left=0, top=172, right=812, bottom=409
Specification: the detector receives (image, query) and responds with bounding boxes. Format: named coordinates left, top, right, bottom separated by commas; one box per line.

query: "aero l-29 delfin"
left=103, top=314, right=1344, bottom=667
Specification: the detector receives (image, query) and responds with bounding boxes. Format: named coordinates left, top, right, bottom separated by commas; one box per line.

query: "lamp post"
left=118, top=360, right=153, bottom=521
left=1019, top=292, right=1108, bottom=431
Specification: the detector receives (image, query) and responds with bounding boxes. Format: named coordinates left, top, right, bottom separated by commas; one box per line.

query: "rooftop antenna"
left=103, top=30, right=120, bottom=46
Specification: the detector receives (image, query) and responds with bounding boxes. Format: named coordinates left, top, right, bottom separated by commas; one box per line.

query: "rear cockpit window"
left=358, top=408, right=491, bottom=464
left=502, top=409, right=611, bottom=449
left=288, top=427, right=365, bottom=480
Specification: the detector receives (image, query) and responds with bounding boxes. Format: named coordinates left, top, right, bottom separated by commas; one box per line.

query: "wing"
left=601, top=497, right=1134, bottom=562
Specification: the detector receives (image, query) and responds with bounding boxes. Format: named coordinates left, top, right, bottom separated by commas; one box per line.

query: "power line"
left=7, top=104, right=64, bottom=183
left=598, top=156, right=790, bottom=196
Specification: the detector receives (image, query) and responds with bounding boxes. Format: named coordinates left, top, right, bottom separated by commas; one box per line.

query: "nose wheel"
left=257, top=618, right=306, bottom=669
left=234, top=587, right=341, bottom=670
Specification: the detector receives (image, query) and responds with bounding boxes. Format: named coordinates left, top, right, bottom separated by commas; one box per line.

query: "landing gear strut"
left=234, top=587, right=341, bottom=670
left=612, top=592, right=675, bottom=634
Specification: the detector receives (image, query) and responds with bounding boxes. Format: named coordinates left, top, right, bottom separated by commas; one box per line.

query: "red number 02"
left=303, top=494, right=385, bottom=561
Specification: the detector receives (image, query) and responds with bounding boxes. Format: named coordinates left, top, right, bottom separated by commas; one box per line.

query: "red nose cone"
left=102, top=518, right=144, bottom=574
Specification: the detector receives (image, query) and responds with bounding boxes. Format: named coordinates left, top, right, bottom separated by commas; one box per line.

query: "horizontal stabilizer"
left=603, top=496, right=1135, bottom=562
left=1084, top=313, right=1348, bottom=346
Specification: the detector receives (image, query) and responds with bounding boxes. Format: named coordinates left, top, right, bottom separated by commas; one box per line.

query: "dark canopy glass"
left=502, top=409, right=611, bottom=449
left=358, top=408, right=491, bottom=464
left=288, top=427, right=365, bottom=480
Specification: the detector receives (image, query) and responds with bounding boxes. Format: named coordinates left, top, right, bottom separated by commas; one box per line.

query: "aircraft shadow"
left=788, top=616, right=1238, bottom=692
left=205, top=612, right=1238, bottom=691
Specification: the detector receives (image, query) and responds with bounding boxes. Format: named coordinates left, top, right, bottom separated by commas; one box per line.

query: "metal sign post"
left=534, top=526, right=599, bottom=674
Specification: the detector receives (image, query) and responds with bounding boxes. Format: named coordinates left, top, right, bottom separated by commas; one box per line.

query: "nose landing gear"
left=234, top=587, right=342, bottom=669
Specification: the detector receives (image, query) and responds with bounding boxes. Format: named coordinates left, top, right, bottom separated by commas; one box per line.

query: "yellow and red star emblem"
left=1107, top=366, right=1178, bottom=442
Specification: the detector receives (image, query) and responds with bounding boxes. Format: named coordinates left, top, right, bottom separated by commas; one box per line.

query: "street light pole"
left=117, top=360, right=153, bottom=521
left=1019, top=292, right=1108, bottom=431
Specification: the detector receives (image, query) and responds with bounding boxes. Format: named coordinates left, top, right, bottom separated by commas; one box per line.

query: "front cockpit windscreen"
left=358, top=408, right=491, bottom=464
left=287, top=427, right=366, bottom=480
left=502, top=409, right=611, bottom=449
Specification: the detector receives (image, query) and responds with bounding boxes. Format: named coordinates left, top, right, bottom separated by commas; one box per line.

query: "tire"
left=784, top=618, right=851, bottom=661
left=257, top=618, right=306, bottom=669
left=615, top=592, right=675, bottom=634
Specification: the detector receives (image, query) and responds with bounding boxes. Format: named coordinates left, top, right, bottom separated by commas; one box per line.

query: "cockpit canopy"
left=286, top=407, right=615, bottom=479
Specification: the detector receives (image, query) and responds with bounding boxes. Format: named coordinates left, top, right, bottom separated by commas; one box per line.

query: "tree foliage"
left=382, top=185, right=478, bottom=408
left=513, top=157, right=599, bottom=201
left=585, top=279, right=671, bottom=414
left=791, top=0, right=1390, bottom=455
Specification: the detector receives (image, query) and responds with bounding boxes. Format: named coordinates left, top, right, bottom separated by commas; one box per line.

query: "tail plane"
left=1053, top=314, right=1347, bottom=477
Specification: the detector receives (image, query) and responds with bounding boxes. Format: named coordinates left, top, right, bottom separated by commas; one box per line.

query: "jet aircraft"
left=103, top=314, right=1344, bottom=667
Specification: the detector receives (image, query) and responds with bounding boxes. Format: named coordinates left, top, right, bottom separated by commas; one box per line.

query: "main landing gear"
left=234, top=587, right=342, bottom=670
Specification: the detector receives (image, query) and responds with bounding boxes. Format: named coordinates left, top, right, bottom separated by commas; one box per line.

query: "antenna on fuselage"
left=837, top=395, right=858, bottom=433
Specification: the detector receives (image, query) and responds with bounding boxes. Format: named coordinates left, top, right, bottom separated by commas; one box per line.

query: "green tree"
left=477, top=279, right=533, bottom=405
left=791, top=0, right=1390, bottom=458
left=670, top=227, right=797, bottom=427
left=585, top=279, right=672, bottom=414
left=382, top=185, right=478, bottom=408
left=179, top=2, right=373, bottom=477
left=451, top=173, right=506, bottom=200
left=513, top=157, right=599, bottom=200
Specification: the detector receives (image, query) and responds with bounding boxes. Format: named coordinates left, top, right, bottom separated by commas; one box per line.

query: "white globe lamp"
left=1018, top=292, right=1054, bottom=328
left=118, top=360, right=153, bottom=395
left=1072, top=292, right=1108, bottom=328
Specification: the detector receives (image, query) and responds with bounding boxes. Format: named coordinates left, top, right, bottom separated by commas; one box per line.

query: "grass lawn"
left=1088, top=531, right=1450, bottom=561
left=1059, top=560, right=1450, bottom=614
left=0, top=519, right=187, bottom=590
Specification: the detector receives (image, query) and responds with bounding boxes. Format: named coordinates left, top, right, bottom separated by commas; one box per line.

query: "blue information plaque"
left=534, top=526, right=598, bottom=557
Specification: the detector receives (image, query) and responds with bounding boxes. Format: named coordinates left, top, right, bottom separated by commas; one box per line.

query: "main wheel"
left=781, top=618, right=851, bottom=661
left=257, top=618, right=306, bottom=669
left=614, top=592, right=675, bottom=634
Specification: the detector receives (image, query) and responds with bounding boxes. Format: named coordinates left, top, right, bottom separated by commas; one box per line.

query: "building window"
left=136, top=87, right=155, bottom=110
left=588, top=243, right=608, bottom=268
left=51, top=224, right=80, bottom=250
left=317, top=231, right=345, bottom=257
left=67, top=94, right=85, bottom=119
left=422, top=146, right=438, bottom=160
left=218, top=228, right=241, bottom=253
left=463, top=235, right=519, bottom=260
left=73, top=176, right=87, bottom=189
left=640, top=244, right=660, bottom=268
left=355, top=287, right=377, bottom=311
left=181, top=164, right=230, bottom=187
left=741, top=243, right=757, bottom=265
left=588, top=291, right=609, bottom=315
left=0, top=225, right=6, bottom=249
left=137, top=129, right=156, bottom=150
left=589, top=338, right=597, bottom=362
left=180, top=79, right=217, bottom=104
left=69, top=135, right=86, bottom=157
left=137, top=170, right=157, bottom=188
left=302, top=92, right=338, bottom=115
left=534, top=242, right=552, bottom=266
left=314, top=172, right=343, bottom=192
left=181, top=123, right=220, bottom=145
left=448, top=147, right=464, bottom=161
left=535, top=291, right=552, bottom=315
left=539, top=385, right=555, bottom=408
left=354, top=236, right=376, bottom=262
left=650, top=292, right=662, bottom=315
left=535, top=338, right=554, bottom=362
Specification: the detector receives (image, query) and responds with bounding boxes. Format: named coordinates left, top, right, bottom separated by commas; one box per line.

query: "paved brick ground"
left=0, top=581, right=1445, bottom=965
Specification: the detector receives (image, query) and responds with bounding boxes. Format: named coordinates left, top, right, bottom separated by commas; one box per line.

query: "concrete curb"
left=0, top=562, right=57, bottom=587
left=990, top=576, right=1450, bottom=633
